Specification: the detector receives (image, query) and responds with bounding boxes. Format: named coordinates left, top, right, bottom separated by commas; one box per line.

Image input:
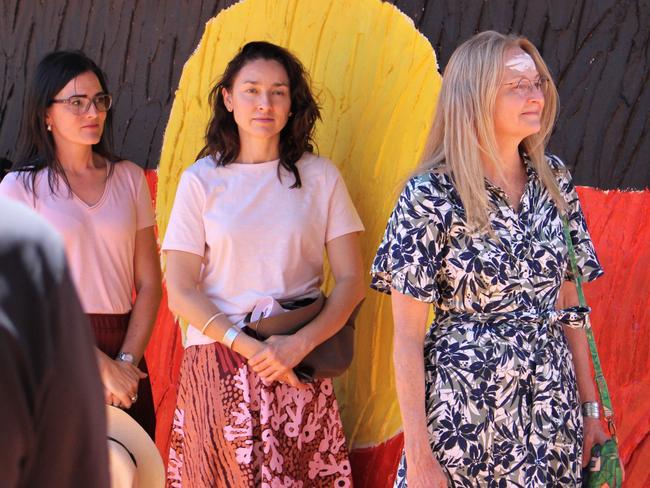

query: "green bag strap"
left=562, top=217, right=617, bottom=440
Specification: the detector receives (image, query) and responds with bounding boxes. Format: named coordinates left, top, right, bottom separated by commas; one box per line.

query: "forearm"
left=394, top=335, right=430, bottom=453
left=167, top=284, right=263, bottom=359
left=95, top=347, right=111, bottom=368
left=293, top=275, right=365, bottom=353
left=557, top=280, right=598, bottom=404
left=120, top=284, right=162, bottom=362
left=563, top=326, right=598, bottom=403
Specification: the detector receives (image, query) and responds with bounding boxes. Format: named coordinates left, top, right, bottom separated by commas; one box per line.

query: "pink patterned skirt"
left=166, top=340, right=353, bottom=487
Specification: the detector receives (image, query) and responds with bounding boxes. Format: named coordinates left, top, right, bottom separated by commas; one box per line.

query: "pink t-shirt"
left=162, top=153, right=364, bottom=348
left=0, top=161, right=155, bottom=313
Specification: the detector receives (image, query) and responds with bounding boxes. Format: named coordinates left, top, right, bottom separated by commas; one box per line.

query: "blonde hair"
left=417, top=30, right=566, bottom=230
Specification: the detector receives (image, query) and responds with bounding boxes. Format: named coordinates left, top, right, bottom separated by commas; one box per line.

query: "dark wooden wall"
left=0, top=0, right=236, bottom=169
left=0, top=0, right=648, bottom=189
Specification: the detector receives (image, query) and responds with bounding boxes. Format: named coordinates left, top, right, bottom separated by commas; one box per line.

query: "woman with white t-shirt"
left=163, top=41, right=365, bottom=486
left=0, top=51, right=161, bottom=438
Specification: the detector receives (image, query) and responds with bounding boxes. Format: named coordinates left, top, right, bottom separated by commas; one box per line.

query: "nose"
left=257, top=92, right=271, bottom=110
left=526, top=89, right=544, bottom=105
left=86, top=101, right=101, bottom=117
left=527, top=84, right=545, bottom=100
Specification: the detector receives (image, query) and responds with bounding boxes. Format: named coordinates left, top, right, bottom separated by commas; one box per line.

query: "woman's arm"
left=119, top=226, right=162, bottom=363
left=248, top=232, right=366, bottom=382
left=97, top=348, right=146, bottom=408
left=296, top=232, right=366, bottom=348
left=391, top=289, right=447, bottom=488
left=165, top=250, right=263, bottom=359
left=99, top=226, right=160, bottom=408
left=165, top=249, right=303, bottom=387
left=556, top=280, right=608, bottom=467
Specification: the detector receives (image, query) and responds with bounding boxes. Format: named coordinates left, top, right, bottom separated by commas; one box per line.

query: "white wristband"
left=222, top=326, right=241, bottom=349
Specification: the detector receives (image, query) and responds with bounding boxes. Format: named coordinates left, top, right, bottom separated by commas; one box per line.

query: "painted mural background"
left=1, top=1, right=648, bottom=486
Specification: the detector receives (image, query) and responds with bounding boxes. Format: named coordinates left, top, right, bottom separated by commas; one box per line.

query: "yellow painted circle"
left=156, top=0, right=442, bottom=448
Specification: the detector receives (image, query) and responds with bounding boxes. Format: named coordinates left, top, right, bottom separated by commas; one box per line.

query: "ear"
left=44, top=110, right=53, bottom=131
left=222, top=87, right=233, bottom=112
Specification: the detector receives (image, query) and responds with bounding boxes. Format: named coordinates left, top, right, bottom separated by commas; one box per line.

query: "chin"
left=520, top=125, right=541, bottom=138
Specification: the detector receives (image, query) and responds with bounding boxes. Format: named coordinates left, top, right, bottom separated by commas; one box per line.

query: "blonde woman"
left=371, top=31, right=610, bottom=487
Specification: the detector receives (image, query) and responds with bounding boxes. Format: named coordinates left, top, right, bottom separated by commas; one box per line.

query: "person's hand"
left=582, top=417, right=609, bottom=467
left=248, top=334, right=310, bottom=383
left=406, top=446, right=448, bottom=488
left=278, top=370, right=308, bottom=389
left=100, top=359, right=146, bottom=409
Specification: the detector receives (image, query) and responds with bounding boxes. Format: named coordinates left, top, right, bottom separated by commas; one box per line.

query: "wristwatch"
left=117, top=352, right=136, bottom=365
left=581, top=401, right=600, bottom=418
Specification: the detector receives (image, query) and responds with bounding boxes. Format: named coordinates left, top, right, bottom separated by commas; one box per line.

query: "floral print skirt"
left=167, top=340, right=353, bottom=487
left=395, top=310, right=586, bottom=488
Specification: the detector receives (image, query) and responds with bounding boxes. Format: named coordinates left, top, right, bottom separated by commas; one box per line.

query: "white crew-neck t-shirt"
left=162, top=152, right=364, bottom=348
left=0, top=161, right=155, bottom=313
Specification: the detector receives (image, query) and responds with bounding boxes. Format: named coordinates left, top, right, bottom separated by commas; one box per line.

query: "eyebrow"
left=241, top=80, right=289, bottom=87
left=504, top=75, right=543, bottom=82
left=68, top=91, right=107, bottom=98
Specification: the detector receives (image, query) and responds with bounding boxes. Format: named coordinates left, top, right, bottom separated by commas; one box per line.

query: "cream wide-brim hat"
left=106, top=405, right=165, bottom=488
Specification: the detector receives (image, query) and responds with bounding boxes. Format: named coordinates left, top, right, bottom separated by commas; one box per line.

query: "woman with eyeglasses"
left=371, top=31, right=611, bottom=487
left=0, top=50, right=161, bottom=439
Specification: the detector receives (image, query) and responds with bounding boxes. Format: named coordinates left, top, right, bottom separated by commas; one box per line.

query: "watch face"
left=118, top=352, right=135, bottom=364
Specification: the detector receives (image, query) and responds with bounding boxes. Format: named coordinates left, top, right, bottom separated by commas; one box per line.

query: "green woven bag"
left=562, top=219, right=624, bottom=487
left=583, top=440, right=623, bottom=487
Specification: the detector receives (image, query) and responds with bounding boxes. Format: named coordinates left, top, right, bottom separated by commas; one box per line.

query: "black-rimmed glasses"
left=50, top=94, right=113, bottom=115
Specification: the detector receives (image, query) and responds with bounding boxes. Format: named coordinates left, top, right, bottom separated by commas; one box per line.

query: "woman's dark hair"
left=198, top=41, right=321, bottom=188
left=14, top=50, right=119, bottom=196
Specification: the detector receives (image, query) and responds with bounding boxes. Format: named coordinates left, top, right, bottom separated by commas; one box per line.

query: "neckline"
left=484, top=157, right=535, bottom=215
left=230, top=158, right=280, bottom=166
left=57, top=160, right=111, bottom=209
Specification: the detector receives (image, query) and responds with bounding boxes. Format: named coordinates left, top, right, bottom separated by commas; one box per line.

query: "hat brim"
left=106, top=405, right=165, bottom=487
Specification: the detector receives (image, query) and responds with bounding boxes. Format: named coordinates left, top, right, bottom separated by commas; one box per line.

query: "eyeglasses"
left=502, top=77, right=549, bottom=96
left=50, top=94, right=113, bottom=115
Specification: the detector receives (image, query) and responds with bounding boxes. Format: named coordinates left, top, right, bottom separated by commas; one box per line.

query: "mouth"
left=82, top=123, right=100, bottom=129
left=252, top=117, right=274, bottom=123
left=522, top=111, right=541, bottom=116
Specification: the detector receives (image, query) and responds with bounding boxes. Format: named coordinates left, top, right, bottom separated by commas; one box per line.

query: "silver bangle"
left=200, top=312, right=225, bottom=335
left=581, top=401, right=600, bottom=418
left=222, top=326, right=241, bottom=349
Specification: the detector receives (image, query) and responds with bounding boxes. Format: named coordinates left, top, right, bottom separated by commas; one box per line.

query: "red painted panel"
left=144, top=169, right=183, bottom=461
left=350, top=434, right=404, bottom=487
left=145, top=288, right=183, bottom=461
left=576, top=188, right=650, bottom=466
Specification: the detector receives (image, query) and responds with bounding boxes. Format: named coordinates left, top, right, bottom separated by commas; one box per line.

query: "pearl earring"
left=47, top=124, right=52, bottom=131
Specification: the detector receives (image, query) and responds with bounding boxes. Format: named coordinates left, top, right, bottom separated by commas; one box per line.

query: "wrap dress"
left=371, top=154, right=603, bottom=487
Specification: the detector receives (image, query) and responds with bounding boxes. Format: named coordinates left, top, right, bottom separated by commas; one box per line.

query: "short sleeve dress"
left=371, top=154, right=603, bottom=487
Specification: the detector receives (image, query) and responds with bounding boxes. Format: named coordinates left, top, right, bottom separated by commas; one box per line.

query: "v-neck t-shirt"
left=0, top=161, right=155, bottom=313
left=162, top=153, right=364, bottom=348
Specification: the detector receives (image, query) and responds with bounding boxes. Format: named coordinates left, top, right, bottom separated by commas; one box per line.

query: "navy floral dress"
left=371, top=154, right=603, bottom=487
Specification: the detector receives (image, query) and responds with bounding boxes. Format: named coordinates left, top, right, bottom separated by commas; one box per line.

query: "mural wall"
left=1, top=1, right=648, bottom=486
